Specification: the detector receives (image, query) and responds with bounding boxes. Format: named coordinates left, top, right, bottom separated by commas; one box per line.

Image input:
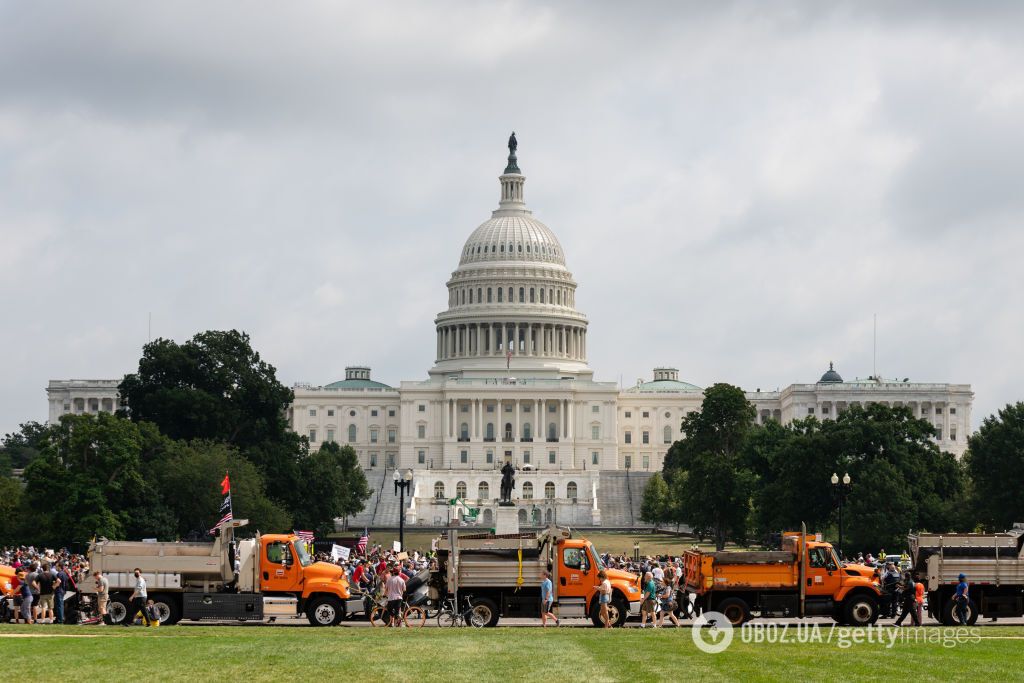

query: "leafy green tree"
left=1, top=421, right=48, bottom=469
left=21, top=413, right=174, bottom=545
left=663, top=383, right=756, bottom=550
left=154, top=440, right=292, bottom=538
left=0, top=476, right=23, bottom=545
left=965, top=402, right=1024, bottom=531
left=640, top=472, right=670, bottom=526
left=293, top=442, right=371, bottom=536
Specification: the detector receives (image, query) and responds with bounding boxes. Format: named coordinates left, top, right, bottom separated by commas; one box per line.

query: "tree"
left=1, top=421, right=48, bottom=469
left=154, top=440, right=291, bottom=538
left=965, top=402, right=1024, bottom=531
left=663, top=383, right=756, bottom=550
left=640, top=472, right=670, bottom=526
left=293, top=442, right=371, bottom=536
left=0, top=476, right=23, bottom=545
left=21, top=413, right=175, bottom=546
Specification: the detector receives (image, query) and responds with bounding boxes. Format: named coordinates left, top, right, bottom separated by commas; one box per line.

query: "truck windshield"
left=293, top=541, right=312, bottom=567
left=588, top=544, right=605, bottom=571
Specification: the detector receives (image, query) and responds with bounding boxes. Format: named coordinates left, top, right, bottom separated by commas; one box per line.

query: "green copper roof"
left=625, top=379, right=703, bottom=394
left=324, top=378, right=394, bottom=390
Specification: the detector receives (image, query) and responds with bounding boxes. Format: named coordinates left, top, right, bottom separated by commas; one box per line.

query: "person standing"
left=894, top=571, right=920, bottom=626
left=540, top=570, right=558, bottom=626
left=639, top=571, right=658, bottom=628
left=127, top=568, right=150, bottom=626
left=384, top=566, right=405, bottom=627
left=914, top=573, right=925, bottom=625
left=26, top=562, right=40, bottom=622
left=596, top=570, right=612, bottom=628
left=18, top=571, right=35, bottom=624
left=53, top=562, right=70, bottom=624
left=36, top=562, right=57, bottom=624
left=93, top=571, right=110, bottom=625
left=954, top=573, right=970, bottom=625
left=657, top=570, right=682, bottom=628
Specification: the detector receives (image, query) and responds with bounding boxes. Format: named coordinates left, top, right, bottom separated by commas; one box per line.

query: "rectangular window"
left=935, top=407, right=943, bottom=415
left=371, top=409, right=378, bottom=417
left=949, top=407, right=956, bottom=415
left=460, top=450, right=468, bottom=464
left=418, top=404, right=426, bottom=412
left=642, top=411, right=649, bottom=418
left=592, top=451, right=599, bottom=465
left=461, top=404, right=469, bottom=413
left=370, top=452, right=377, bottom=467
left=592, top=405, right=599, bottom=413
left=935, top=425, right=943, bottom=439
left=523, top=405, right=531, bottom=413
left=624, top=411, right=631, bottom=418
left=624, top=431, right=632, bottom=444
left=486, top=450, right=494, bottom=464
left=389, top=409, right=396, bottom=417
left=326, top=429, right=335, bottom=442
left=418, top=450, right=426, bottom=464
left=950, top=427, right=957, bottom=441
left=308, top=408, right=316, bottom=417
left=327, top=409, right=335, bottom=417
left=642, top=454, right=650, bottom=470
left=308, top=429, right=317, bottom=442
left=370, top=429, right=378, bottom=443
left=549, top=405, right=556, bottom=413
left=505, top=404, right=513, bottom=412
left=487, top=405, right=495, bottom=413
left=624, top=454, right=632, bottom=469
left=807, top=407, right=815, bottom=415
left=523, top=450, right=530, bottom=464
left=642, top=431, right=649, bottom=444
left=591, top=426, right=600, bottom=440
left=388, top=429, right=397, bottom=443
left=822, top=406, right=830, bottom=415
left=417, top=425, right=426, bottom=438
left=548, top=450, right=556, bottom=464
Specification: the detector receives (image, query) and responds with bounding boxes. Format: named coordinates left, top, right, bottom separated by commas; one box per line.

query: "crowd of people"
left=1, top=546, right=90, bottom=624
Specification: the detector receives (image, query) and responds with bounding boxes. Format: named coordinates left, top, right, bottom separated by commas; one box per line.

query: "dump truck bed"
left=684, top=550, right=798, bottom=592
left=909, top=529, right=1024, bottom=590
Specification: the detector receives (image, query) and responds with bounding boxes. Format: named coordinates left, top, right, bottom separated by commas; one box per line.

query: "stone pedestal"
left=495, top=505, right=520, bottom=535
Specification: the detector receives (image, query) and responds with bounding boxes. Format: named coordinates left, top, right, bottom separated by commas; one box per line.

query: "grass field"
left=2, top=624, right=1021, bottom=681
left=346, top=530, right=714, bottom=557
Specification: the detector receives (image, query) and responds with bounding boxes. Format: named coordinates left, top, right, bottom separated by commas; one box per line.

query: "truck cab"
left=554, top=538, right=642, bottom=625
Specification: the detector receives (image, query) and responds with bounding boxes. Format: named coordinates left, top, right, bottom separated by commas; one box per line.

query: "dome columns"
left=434, top=321, right=587, bottom=362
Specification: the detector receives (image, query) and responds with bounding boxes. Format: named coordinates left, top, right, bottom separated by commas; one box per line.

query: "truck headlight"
left=628, top=585, right=639, bottom=593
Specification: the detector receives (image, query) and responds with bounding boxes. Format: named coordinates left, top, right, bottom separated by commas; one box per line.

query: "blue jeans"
left=54, top=594, right=64, bottom=623
left=955, top=597, right=969, bottom=624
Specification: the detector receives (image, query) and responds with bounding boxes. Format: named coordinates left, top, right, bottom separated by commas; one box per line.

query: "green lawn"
left=2, top=624, right=1020, bottom=681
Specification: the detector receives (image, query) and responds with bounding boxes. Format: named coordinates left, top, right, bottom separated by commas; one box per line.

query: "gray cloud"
left=2, top=1, right=1023, bottom=435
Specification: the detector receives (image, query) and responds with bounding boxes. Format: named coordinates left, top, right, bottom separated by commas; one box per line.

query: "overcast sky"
left=2, top=1, right=1022, bottom=437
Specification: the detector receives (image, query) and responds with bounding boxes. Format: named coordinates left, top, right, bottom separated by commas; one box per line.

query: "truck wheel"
left=150, top=594, right=181, bottom=625
left=470, top=597, right=500, bottom=627
left=306, top=596, right=344, bottom=626
left=843, top=594, right=878, bottom=626
left=717, top=597, right=750, bottom=626
left=590, top=596, right=628, bottom=627
left=941, top=597, right=978, bottom=626
left=108, top=595, right=130, bottom=625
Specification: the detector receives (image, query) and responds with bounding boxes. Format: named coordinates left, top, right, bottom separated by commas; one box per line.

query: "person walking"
left=657, top=569, right=682, bottom=628
left=596, top=570, right=612, bottom=628
left=639, top=571, right=657, bottom=628
left=954, top=573, right=970, bottom=625
left=93, top=570, right=110, bottom=625
left=914, top=573, right=925, bottom=625
left=384, top=566, right=405, bottom=627
left=894, top=571, right=921, bottom=626
left=18, top=571, right=35, bottom=624
left=539, top=570, right=558, bottom=626
left=127, top=568, right=150, bottom=626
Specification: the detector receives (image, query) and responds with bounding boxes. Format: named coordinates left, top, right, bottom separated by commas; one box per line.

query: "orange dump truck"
left=683, top=529, right=883, bottom=626
left=78, top=519, right=357, bottom=626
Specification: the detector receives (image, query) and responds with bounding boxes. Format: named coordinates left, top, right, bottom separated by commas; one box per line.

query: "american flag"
left=295, top=530, right=314, bottom=543
left=356, top=529, right=368, bottom=554
left=209, top=472, right=233, bottom=535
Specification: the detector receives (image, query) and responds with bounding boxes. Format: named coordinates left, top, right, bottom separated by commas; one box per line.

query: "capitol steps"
left=597, top=471, right=654, bottom=527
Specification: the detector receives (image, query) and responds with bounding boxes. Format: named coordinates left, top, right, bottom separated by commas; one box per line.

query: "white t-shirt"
left=652, top=566, right=664, bottom=582
left=135, top=575, right=147, bottom=599
left=600, top=579, right=612, bottom=596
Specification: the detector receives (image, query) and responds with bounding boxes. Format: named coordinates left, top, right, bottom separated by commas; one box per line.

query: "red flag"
left=220, top=473, right=231, bottom=495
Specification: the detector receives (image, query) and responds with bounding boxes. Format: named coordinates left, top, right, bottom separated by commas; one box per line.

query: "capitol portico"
left=48, top=136, right=974, bottom=528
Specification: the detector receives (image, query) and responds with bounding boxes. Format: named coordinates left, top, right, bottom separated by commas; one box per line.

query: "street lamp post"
left=831, top=472, right=852, bottom=560
left=394, top=468, right=413, bottom=551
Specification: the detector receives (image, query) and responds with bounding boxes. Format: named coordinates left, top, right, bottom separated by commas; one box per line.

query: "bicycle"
left=436, top=594, right=485, bottom=627
left=369, top=598, right=427, bottom=628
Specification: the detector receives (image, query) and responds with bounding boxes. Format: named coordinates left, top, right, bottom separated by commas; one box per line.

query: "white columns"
left=471, top=399, right=477, bottom=438
left=514, top=399, right=520, bottom=443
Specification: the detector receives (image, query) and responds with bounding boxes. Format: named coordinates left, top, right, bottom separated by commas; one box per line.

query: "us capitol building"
left=47, top=136, right=973, bottom=528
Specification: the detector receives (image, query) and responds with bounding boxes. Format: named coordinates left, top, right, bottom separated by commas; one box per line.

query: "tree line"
left=641, top=384, right=1024, bottom=553
left=0, top=330, right=369, bottom=547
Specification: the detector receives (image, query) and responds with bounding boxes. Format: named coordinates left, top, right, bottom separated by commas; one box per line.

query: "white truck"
left=908, top=523, right=1024, bottom=625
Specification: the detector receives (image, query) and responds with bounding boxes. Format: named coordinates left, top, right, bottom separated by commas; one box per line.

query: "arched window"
left=477, top=287, right=482, bottom=302
left=519, top=287, right=525, bottom=302
left=469, top=289, right=473, bottom=303
left=540, top=289, right=545, bottom=303
left=544, top=482, right=556, bottom=499
left=548, top=423, right=558, bottom=441
left=434, top=482, right=445, bottom=499
left=485, top=423, right=495, bottom=440
left=523, top=423, right=531, bottom=440
left=483, top=509, right=493, bottom=525
left=545, top=508, right=553, bottom=523
left=461, top=289, right=465, bottom=305
left=348, top=424, right=357, bottom=442
left=487, top=287, right=492, bottom=302
left=460, top=423, right=469, bottom=440
left=518, top=509, right=527, bottom=524
left=530, top=288, right=535, bottom=302
left=478, top=481, right=489, bottom=499
left=664, top=425, right=672, bottom=444
left=522, top=482, right=534, bottom=499
left=557, top=290, right=562, bottom=305
left=567, top=481, right=578, bottom=499
left=498, top=288, right=503, bottom=302
left=504, top=423, right=513, bottom=441
left=507, top=287, right=513, bottom=302
left=456, top=481, right=467, bottom=499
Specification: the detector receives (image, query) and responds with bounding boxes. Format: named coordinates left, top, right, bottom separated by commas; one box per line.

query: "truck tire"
left=942, top=597, right=978, bottom=626
left=150, top=594, right=181, bottom=625
left=590, top=595, right=629, bottom=627
left=717, top=597, right=751, bottom=626
left=306, top=595, right=344, bottom=626
left=108, top=595, right=130, bottom=625
left=469, top=596, right=500, bottom=627
left=843, top=594, right=879, bottom=626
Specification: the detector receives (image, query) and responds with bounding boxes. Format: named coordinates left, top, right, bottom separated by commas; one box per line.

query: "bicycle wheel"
left=404, top=606, right=427, bottom=628
left=469, top=610, right=486, bottom=628
left=369, top=606, right=389, bottom=627
left=437, top=610, right=457, bottom=627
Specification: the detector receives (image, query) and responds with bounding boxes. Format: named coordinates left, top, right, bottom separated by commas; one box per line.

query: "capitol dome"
left=430, top=134, right=591, bottom=380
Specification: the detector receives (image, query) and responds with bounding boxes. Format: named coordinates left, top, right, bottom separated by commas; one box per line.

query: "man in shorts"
left=540, top=569, right=558, bottom=626
left=93, top=570, right=109, bottom=624
left=640, top=571, right=658, bottom=628
left=36, top=562, right=57, bottom=624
